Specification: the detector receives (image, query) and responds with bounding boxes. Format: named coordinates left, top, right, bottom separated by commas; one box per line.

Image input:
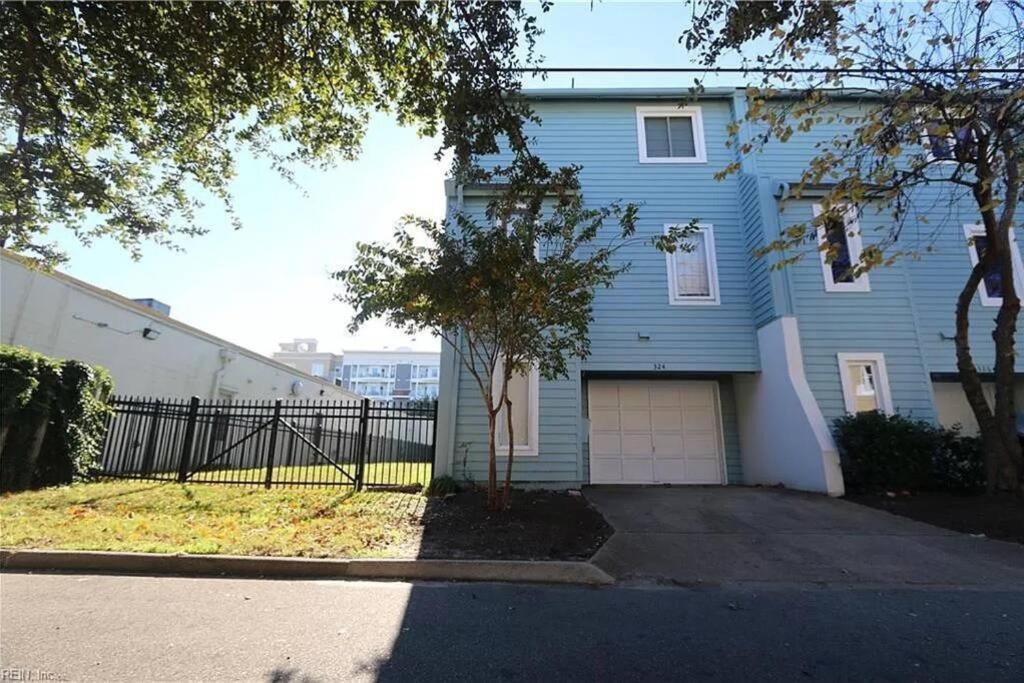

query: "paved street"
left=2, top=572, right=1022, bottom=681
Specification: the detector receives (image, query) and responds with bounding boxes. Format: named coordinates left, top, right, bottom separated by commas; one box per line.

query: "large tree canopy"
left=0, top=0, right=544, bottom=264
left=683, top=0, right=1024, bottom=491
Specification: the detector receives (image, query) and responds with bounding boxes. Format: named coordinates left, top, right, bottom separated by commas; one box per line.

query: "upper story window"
left=922, top=122, right=977, bottom=163
left=813, top=204, right=870, bottom=293
left=309, top=362, right=325, bottom=378
left=963, top=224, right=1024, bottom=307
left=664, top=224, right=720, bottom=305
left=636, top=106, right=707, bottom=164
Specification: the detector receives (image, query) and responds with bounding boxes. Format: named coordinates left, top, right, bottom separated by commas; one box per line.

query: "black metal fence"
left=96, top=396, right=437, bottom=489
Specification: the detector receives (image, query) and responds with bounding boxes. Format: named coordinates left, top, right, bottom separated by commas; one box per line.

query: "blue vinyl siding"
left=738, top=173, right=777, bottom=327
left=515, top=99, right=760, bottom=373
left=442, top=90, right=1022, bottom=486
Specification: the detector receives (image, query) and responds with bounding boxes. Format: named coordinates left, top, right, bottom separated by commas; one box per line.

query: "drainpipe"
left=210, top=348, right=238, bottom=399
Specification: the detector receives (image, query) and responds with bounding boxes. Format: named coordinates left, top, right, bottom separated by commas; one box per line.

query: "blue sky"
left=51, top=1, right=743, bottom=357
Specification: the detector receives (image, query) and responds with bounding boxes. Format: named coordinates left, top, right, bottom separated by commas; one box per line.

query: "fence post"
left=429, top=399, right=439, bottom=476
left=177, top=396, right=201, bottom=482
left=355, top=398, right=370, bottom=491
left=264, top=399, right=282, bottom=489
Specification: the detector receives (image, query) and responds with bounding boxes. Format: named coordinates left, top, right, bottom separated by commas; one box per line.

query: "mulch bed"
left=416, top=488, right=613, bottom=560
left=846, top=492, right=1024, bottom=545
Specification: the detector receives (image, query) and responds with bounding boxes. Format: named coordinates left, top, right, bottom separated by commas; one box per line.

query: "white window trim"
left=664, top=223, right=720, bottom=305
left=963, top=223, right=1024, bottom=308
left=837, top=352, right=894, bottom=415
left=813, top=204, right=870, bottom=293
left=636, top=105, right=707, bottom=164
left=492, top=362, right=540, bottom=457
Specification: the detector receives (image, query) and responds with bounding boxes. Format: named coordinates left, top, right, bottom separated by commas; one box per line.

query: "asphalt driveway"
left=584, top=486, right=1024, bottom=586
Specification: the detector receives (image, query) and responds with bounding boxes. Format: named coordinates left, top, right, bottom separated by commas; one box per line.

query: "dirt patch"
left=846, top=492, right=1024, bottom=545
left=416, top=489, right=613, bottom=560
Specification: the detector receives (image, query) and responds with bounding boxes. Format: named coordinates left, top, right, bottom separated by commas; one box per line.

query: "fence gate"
left=97, top=396, right=438, bottom=489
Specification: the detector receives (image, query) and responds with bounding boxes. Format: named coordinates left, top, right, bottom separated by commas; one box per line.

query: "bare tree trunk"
left=18, top=413, right=49, bottom=491
left=955, top=258, right=1021, bottom=493
left=486, top=408, right=499, bottom=511
left=502, top=396, right=515, bottom=509
left=0, top=424, right=9, bottom=460
left=991, top=227, right=1022, bottom=492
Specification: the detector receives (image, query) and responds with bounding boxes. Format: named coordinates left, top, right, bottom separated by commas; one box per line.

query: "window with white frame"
left=813, top=204, right=870, bottom=292
left=962, top=224, right=1024, bottom=307
left=309, top=362, right=325, bottom=378
left=837, top=353, right=893, bottom=415
left=921, top=122, right=976, bottom=163
left=636, top=106, right=707, bottom=163
left=665, top=224, right=720, bottom=305
left=494, top=362, right=539, bottom=457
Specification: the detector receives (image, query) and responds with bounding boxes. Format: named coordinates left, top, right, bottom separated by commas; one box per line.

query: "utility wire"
left=509, top=66, right=1024, bottom=74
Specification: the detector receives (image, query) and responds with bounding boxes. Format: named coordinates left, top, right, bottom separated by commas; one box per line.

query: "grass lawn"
left=184, top=462, right=432, bottom=487
left=0, top=479, right=613, bottom=560
left=0, top=480, right=427, bottom=558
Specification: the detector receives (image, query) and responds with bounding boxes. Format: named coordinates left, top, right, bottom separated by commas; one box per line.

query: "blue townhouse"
left=434, top=88, right=1024, bottom=495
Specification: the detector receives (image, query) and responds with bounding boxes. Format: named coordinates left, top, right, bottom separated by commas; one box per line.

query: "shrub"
left=0, top=345, right=113, bottom=492
left=932, top=426, right=985, bottom=493
left=834, top=411, right=937, bottom=491
left=833, top=411, right=986, bottom=493
left=424, top=474, right=461, bottom=497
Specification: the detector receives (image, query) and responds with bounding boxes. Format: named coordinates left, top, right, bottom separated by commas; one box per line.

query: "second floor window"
left=963, top=224, right=1024, bottom=307
left=665, top=224, right=720, bottom=305
left=309, top=362, right=325, bottom=377
left=636, top=106, right=707, bottom=163
left=813, top=205, right=870, bottom=293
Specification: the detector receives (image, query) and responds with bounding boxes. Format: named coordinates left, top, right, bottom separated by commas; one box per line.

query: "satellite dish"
left=290, top=379, right=304, bottom=396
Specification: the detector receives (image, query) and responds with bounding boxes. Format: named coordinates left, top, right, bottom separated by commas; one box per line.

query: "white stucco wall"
left=735, top=316, right=845, bottom=496
left=1, top=252, right=359, bottom=401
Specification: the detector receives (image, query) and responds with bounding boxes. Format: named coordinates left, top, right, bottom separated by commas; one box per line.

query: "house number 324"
left=653, top=363, right=666, bottom=370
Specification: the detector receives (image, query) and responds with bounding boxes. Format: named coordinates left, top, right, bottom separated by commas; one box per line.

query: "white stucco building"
left=1, top=251, right=359, bottom=401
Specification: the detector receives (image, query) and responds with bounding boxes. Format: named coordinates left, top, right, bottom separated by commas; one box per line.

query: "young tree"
left=336, top=179, right=689, bottom=509
left=683, top=0, right=1024, bottom=492
left=1, top=0, right=544, bottom=264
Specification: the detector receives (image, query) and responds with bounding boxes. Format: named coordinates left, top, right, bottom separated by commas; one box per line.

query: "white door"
left=588, top=380, right=725, bottom=485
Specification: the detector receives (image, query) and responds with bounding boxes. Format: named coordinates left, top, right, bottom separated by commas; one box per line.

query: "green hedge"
left=833, top=411, right=985, bottom=494
left=0, top=345, right=114, bottom=492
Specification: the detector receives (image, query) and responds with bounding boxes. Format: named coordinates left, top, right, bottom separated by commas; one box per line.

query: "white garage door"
left=588, top=380, right=725, bottom=485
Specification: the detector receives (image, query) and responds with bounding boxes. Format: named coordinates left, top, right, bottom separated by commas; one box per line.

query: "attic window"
left=636, top=106, right=707, bottom=163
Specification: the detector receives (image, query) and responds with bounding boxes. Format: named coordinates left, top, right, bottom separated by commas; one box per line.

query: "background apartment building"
left=273, top=338, right=343, bottom=381
left=339, top=348, right=441, bottom=400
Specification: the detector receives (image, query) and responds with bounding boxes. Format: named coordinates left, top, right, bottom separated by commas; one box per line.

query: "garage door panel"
left=683, top=406, right=716, bottom=431
left=591, top=457, right=623, bottom=484
left=590, top=408, right=620, bottom=430
left=622, top=459, right=655, bottom=483
left=651, top=408, right=683, bottom=431
left=587, top=380, right=723, bottom=486
left=591, top=433, right=622, bottom=457
left=654, top=458, right=686, bottom=482
left=589, top=384, right=620, bottom=408
left=653, top=433, right=683, bottom=455
left=619, top=385, right=649, bottom=408
left=621, top=410, right=651, bottom=431
left=650, top=385, right=681, bottom=406
left=621, top=433, right=652, bottom=456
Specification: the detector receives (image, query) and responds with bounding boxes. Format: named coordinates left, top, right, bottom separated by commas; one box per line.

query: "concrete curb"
left=0, top=549, right=614, bottom=586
